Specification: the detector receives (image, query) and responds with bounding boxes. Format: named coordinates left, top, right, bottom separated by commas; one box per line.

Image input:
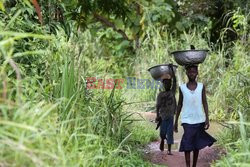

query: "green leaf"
left=0, top=1, right=5, bottom=11
left=134, top=17, right=141, bottom=26
left=165, top=4, right=173, bottom=11
left=116, top=40, right=130, bottom=50
left=23, top=0, right=32, bottom=8
left=175, top=21, right=185, bottom=31
left=131, top=26, right=140, bottom=34
left=114, top=18, right=124, bottom=30
left=62, top=0, right=78, bottom=9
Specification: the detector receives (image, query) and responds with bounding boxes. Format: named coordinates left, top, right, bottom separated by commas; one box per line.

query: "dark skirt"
left=179, top=122, right=216, bottom=152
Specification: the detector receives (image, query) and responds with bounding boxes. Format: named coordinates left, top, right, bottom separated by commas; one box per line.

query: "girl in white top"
left=174, top=65, right=216, bottom=167
left=179, top=82, right=206, bottom=124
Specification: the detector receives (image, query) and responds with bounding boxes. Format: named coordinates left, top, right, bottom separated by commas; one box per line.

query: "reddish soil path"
left=144, top=141, right=222, bottom=167
left=141, top=112, right=225, bottom=167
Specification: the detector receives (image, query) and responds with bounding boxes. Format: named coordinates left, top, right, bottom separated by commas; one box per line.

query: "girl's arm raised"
left=169, top=64, right=176, bottom=94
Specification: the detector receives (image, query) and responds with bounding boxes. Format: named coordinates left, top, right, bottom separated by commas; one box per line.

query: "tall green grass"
left=212, top=112, right=250, bottom=167
left=0, top=11, right=156, bottom=166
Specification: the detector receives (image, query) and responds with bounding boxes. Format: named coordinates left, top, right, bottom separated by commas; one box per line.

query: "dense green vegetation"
left=0, top=0, right=249, bottom=166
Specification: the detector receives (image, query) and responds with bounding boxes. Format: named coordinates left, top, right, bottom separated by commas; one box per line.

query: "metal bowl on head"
left=171, top=45, right=209, bottom=66
left=148, top=64, right=177, bottom=81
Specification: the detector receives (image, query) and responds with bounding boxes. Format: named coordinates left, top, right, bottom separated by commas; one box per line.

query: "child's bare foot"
left=160, top=140, right=164, bottom=151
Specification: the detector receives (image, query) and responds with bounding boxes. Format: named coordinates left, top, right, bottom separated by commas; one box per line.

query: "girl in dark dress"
left=174, top=65, right=216, bottom=167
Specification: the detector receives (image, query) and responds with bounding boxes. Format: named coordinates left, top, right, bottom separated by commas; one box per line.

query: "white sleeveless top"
left=180, top=82, right=206, bottom=124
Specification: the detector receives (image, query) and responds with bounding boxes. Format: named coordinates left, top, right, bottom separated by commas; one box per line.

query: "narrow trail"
left=141, top=112, right=225, bottom=167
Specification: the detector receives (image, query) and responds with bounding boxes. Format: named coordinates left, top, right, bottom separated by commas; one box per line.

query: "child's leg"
left=160, top=139, right=164, bottom=151
left=159, top=120, right=167, bottom=151
left=192, top=150, right=199, bottom=167
left=166, top=116, right=174, bottom=154
left=184, top=151, right=191, bottom=167
left=167, top=144, right=172, bottom=154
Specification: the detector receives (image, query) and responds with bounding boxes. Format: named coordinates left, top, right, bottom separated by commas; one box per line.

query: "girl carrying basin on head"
left=155, top=64, right=176, bottom=155
left=174, top=65, right=216, bottom=167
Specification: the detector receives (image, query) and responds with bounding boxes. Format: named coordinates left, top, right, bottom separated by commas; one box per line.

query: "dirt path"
left=141, top=112, right=225, bottom=167
left=144, top=141, right=222, bottom=167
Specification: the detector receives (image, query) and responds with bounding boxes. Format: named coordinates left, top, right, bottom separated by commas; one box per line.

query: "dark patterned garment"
left=179, top=123, right=217, bottom=152
left=156, top=90, right=176, bottom=120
